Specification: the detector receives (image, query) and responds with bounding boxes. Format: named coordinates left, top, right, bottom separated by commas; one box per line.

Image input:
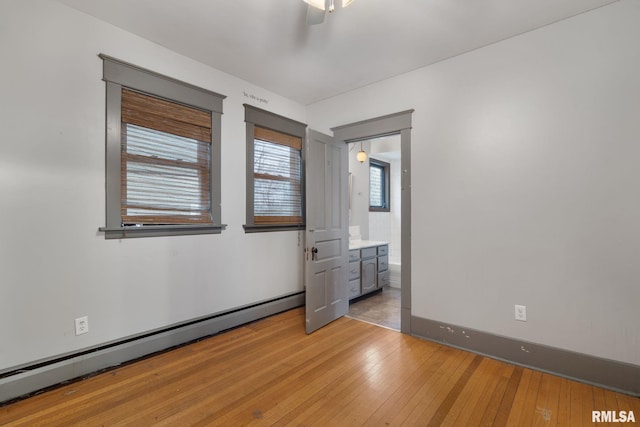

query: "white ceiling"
left=55, top=0, right=617, bottom=105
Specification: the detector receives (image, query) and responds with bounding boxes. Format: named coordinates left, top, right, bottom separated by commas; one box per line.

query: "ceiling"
left=55, top=0, right=617, bottom=105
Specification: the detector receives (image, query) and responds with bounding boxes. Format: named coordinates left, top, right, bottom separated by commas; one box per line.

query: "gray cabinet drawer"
left=361, top=247, right=377, bottom=260
left=378, top=270, right=390, bottom=287
left=377, top=245, right=389, bottom=256
left=377, top=255, right=388, bottom=272
left=348, top=279, right=361, bottom=299
left=348, top=261, right=360, bottom=281
left=348, top=250, right=360, bottom=262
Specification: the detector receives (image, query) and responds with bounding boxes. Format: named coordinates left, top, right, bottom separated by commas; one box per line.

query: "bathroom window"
left=369, top=159, right=390, bottom=212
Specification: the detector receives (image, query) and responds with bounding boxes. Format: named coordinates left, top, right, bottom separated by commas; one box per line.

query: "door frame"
left=332, top=110, right=413, bottom=334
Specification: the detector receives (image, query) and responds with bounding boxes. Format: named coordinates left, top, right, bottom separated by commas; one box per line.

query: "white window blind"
left=253, top=127, right=303, bottom=225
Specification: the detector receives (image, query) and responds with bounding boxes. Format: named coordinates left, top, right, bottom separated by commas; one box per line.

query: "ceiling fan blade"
left=306, top=3, right=326, bottom=25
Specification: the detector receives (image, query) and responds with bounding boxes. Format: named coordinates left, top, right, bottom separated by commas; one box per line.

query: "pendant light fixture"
left=356, top=141, right=367, bottom=163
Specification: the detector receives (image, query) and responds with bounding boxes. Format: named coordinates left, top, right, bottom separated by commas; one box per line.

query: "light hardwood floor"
left=1, top=308, right=638, bottom=426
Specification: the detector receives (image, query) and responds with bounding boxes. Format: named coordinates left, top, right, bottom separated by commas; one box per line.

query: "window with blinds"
left=121, top=89, right=213, bottom=225
left=253, top=126, right=303, bottom=225
left=369, top=158, right=390, bottom=212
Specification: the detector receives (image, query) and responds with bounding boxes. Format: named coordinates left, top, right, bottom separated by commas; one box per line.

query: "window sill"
left=99, top=224, right=226, bottom=239
left=243, top=224, right=305, bottom=233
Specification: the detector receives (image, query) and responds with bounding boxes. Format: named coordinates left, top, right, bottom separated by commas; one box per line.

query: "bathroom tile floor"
left=347, top=286, right=401, bottom=331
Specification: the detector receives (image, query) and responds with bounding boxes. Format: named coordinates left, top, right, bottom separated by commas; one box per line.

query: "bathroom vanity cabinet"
left=348, top=241, right=389, bottom=300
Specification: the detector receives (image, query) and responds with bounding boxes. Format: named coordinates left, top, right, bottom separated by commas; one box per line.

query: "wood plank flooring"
left=1, top=308, right=638, bottom=426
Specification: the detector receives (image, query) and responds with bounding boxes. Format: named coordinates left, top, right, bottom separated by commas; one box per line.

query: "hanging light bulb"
left=356, top=141, right=367, bottom=163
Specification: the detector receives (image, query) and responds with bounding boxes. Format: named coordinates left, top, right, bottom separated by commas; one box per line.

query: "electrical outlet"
left=515, top=305, right=527, bottom=322
left=75, top=316, right=89, bottom=335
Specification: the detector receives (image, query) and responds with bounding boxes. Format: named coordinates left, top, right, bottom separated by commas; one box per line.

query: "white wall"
left=348, top=141, right=370, bottom=239
left=308, top=0, right=640, bottom=366
left=368, top=136, right=402, bottom=262
left=2, top=0, right=639, bottom=373
left=348, top=135, right=402, bottom=250
left=0, top=0, right=306, bottom=371
left=368, top=157, right=401, bottom=259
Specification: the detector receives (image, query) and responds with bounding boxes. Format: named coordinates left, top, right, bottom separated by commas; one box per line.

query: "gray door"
left=305, top=129, right=349, bottom=334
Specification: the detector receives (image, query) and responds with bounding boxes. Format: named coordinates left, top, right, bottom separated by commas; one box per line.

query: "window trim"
left=98, top=54, right=226, bottom=239
left=243, top=104, right=306, bottom=233
left=369, top=158, right=390, bottom=212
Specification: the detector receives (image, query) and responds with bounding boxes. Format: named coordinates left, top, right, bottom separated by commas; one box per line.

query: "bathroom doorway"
left=346, top=134, right=402, bottom=330
left=332, top=109, right=413, bottom=334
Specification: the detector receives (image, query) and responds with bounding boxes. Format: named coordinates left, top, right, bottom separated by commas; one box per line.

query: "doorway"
left=346, top=134, right=402, bottom=330
left=332, top=110, right=413, bottom=334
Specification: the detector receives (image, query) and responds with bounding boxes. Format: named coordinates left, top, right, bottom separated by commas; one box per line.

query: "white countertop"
left=348, top=239, right=388, bottom=250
